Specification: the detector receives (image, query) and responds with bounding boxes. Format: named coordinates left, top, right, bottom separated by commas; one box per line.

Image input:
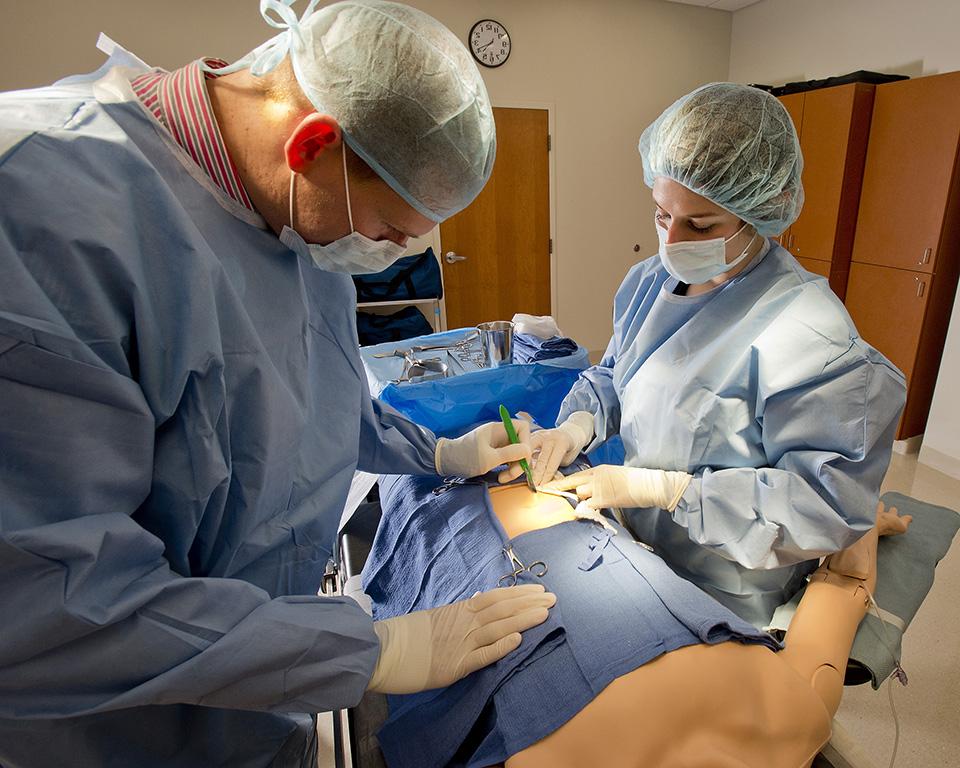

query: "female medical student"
left=530, top=82, right=906, bottom=628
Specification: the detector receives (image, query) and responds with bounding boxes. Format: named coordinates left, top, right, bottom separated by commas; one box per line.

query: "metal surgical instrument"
left=497, top=545, right=548, bottom=587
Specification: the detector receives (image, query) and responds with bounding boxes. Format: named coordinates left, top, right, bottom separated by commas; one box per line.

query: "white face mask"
left=656, top=221, right=758, bottom=285
left=281, top=144, right=406, bottom=275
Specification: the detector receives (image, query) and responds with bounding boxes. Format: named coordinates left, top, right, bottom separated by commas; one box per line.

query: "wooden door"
left=440, top=108, right=551, bottom=329
left=789, top=86, right=856, bottom=263
left=852, top=72, right=960, bottom=273
left=845, top=262, right=929, bottom=382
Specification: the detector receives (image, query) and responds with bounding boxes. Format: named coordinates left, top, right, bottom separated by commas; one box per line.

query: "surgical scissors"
left=497, top=545, right=548, bottom=587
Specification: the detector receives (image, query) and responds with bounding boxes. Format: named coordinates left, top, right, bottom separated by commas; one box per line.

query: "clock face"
left=469, top=19, right=511, bottom=68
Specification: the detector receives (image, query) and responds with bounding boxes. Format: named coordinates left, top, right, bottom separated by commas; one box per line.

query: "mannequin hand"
left=527, top=411, right=594, bottom=487
left=367, top=584, right=556, bottom=694
left=546, top=464, right=691, bottom=511
left=435, top=421, right=531, bottom=481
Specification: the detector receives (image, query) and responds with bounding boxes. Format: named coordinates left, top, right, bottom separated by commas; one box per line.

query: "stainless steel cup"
left=477, top=321, right=515, bottom=368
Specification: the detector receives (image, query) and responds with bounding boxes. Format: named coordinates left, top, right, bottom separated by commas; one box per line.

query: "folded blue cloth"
left=512, top=333, right=579, bottom=364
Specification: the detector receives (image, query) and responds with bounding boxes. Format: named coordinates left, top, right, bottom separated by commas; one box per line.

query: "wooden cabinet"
left=844, top=263, right=930, bottom=380
left=845, top=71, right=960, bottom=439
left=778, top=84, right=874, bottom=300
left=795, top=256, right=831, bottom=279
left=851, top=73, right=960, bottom=274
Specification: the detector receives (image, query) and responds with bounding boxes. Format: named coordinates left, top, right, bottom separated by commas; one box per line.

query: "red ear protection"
left=284, top=115, right=338, bottom=173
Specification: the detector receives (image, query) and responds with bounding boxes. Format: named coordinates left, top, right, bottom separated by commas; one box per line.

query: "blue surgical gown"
left=0, top=64, right=438, bottom=767
left=558, top=243, right=906, bottom=627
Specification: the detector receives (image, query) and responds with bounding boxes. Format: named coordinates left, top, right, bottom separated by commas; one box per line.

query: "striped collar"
left=131, top=59, right=254, bottom=211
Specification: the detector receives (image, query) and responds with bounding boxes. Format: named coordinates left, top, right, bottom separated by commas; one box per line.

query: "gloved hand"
left=367, top=584, right=557, bottom=694
left=526, top=411, right=595, bottom=487
left=546, top=464, right=692, bottom=511
left=435, top=421, right=532, bottom=481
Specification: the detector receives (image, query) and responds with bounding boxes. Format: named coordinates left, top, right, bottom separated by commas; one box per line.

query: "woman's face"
left=652, top=177, right=744, bottom=244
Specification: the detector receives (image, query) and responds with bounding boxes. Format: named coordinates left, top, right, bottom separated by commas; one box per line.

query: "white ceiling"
left=664, top=0, right=764, bottom=11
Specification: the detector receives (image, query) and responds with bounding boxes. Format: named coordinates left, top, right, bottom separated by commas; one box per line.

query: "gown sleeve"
left=556, top=332, right=621, bottom=450
left=0, top=328, right=380, bottom=720
left=356, top=378, right=439, bottom=476
left=671, top=344, right=906, bottom=569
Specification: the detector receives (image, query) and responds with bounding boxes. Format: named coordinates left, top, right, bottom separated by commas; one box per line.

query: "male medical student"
left=0, top=2, right=554, bottom=765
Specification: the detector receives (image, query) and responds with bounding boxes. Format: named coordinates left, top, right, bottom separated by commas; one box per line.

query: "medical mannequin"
left=484, top=485, right=907, bottom=768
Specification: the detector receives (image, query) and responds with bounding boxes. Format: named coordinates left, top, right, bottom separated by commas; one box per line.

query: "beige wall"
left=0, top=0, right=732, bottom=355
left=729, top=0, right=960, bottom=83
left=729, top=0, right=960, bottom=474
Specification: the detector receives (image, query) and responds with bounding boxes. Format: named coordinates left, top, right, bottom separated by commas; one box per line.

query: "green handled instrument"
left=499, top=404, right=537, bottom=493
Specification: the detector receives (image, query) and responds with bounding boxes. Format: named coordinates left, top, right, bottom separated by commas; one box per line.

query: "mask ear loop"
left=289, top=171, right=297, bottom=230
left=727, top=224, right=759, bottom=268
left=288, top=143, right=353, bottom=237
left=341, top=143, right=355, bottom=233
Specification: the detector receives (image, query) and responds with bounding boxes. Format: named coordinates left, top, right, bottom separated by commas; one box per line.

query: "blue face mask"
left=283, top=144, right=406, bottom=275
left=656, top=222, right=757, bottom=285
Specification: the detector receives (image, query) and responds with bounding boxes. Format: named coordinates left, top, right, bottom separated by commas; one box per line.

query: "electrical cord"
left=863, top=586, right=906, bottom=768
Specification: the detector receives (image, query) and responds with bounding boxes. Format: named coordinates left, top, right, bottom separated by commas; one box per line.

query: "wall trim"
left=918, top=444, right=960, bottom=481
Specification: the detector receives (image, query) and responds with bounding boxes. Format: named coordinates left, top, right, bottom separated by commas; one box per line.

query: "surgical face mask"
left=282, top=144, right=406, bottom=275
left=656, top=221, right=758, bottom=285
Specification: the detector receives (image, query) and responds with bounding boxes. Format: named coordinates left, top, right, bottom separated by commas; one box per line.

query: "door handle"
left=445, top=251, right=467, bottom=264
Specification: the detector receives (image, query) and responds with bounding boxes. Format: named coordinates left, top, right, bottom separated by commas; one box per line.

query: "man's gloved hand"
left=546, top=464, right=692, bottom=511
left=367, top=584, right=557, bottom=694
left=435, top=421, right=532, bottom=481
left=526, top=411, right=595, bottom=487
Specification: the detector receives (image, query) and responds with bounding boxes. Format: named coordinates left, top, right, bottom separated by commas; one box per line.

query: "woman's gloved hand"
left=526, top=411, right=595, bottom=487
left=435, top=421, right=532, bottom=481
left=367, top=584, right=557, bottom=694
left=546, top=464, right=691, bottom=511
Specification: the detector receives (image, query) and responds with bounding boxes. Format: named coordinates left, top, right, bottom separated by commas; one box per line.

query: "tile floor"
left=833, top=451, right=960, bottom=768
left=319, top=450, right=960, bottom=767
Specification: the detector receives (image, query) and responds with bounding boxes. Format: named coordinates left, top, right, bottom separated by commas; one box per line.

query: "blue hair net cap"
left=225, top=0, right=496, bottom=223
left=638, top=83, right=804, bottom=236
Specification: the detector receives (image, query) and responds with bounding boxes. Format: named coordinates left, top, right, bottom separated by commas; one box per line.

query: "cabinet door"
left=796, top=256, right=831, bottom=278
left=845, top=263, right=929, bottom=382
left=775, top=94, right=804, bottom=251
left=852, top=72, right=960, bottom=273
left=789, top=86, right=857, bottom=263
left=779, top=93, right=805, bottom=139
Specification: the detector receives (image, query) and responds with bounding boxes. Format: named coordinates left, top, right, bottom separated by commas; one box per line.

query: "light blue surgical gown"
left=558, top=242, right=906, bottom=627
left=0, top=64, right=438, bottom=767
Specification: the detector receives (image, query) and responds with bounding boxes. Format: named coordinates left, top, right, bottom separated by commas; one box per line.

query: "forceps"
left=497, top=545, right=548, bottom=587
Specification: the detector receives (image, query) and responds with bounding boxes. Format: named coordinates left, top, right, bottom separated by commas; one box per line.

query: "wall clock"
left=469, top=19, right=511, bottom=68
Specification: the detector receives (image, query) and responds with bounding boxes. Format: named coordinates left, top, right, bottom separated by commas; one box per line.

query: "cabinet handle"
left=788, top=233, right=795, bottom=249
left=920, top=248, right=932, bottom=265
left=917, top=279, right=926, bottom=298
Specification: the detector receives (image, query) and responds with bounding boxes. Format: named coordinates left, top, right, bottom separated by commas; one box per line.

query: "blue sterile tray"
left=361, top=328, right=589, bottom=438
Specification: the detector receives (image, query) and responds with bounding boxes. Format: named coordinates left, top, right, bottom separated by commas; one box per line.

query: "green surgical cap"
left=225, top=0, right=496, bottom=223
left=639, top=83, right=804, bottom=236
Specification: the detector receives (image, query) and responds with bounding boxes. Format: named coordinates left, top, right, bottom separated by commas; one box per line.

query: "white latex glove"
left=547, top=464, right=692, bottom=512
left=526, top=411, right=594, bottom=487
left=367, top=584, right=556, bottom=694
left=435, top=421, right=532, bottom=481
